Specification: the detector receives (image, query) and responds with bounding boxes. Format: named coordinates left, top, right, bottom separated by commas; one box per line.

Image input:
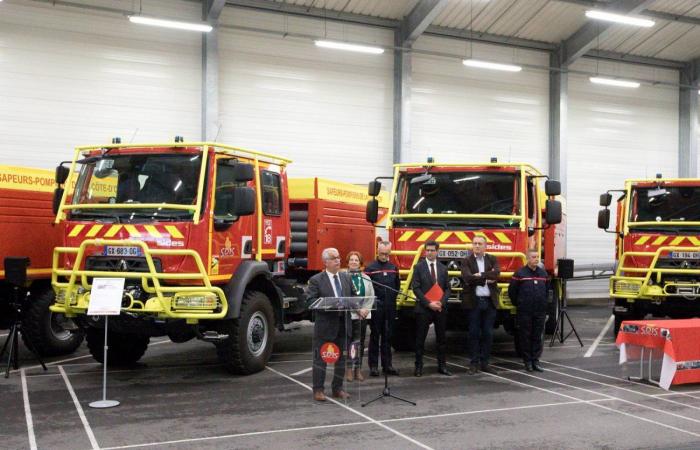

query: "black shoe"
left=369, top=367, right=380, bottom=377
left=466, top=364, right=479, bottom=375
left=383, top=367, right=400, bottom=376
left=437, top=366, right=453, bottom=376
left=524, top=362, right=533, bottom=372
left=414, top=366, right=423, bottom=377
left=480, top=364, right=497, bottom=375
left=532, top=361, right=544, bottom=372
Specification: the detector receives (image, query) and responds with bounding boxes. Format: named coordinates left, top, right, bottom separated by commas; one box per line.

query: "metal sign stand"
left=89, top=316, right=119, bottom=409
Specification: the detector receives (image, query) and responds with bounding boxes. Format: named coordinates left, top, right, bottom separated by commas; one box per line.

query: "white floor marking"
left=291, top=367, right=313, bottom=376
left=584, top=314, right=615, bottom=358
left=58, top=365, right=100, bottom=449
left=21, top=369, right=37, bottom=450
left=268, top=359, right=313, bottom=364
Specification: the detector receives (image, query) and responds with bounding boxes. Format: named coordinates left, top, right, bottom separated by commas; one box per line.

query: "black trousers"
left=517, top=312, right=546, bottom=363
left=468, top=297, right=497, bottom=366
left=312, top=316, right=347, bottom=392
left=415, top=309, right=447, bottom=368
left=368, top=303, right=395, bottom=370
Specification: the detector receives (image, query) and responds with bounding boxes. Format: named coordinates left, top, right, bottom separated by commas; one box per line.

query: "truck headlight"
left=614, top=281, right=641, bottom=294
left=173, top=293, right=218, bottom=309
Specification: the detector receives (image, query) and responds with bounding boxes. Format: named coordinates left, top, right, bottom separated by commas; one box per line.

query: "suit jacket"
left=411, top=259, right=450, bottom=314
left=307, top=271, right=355, bottom=341
left=460, top=253, right=501, bottom=309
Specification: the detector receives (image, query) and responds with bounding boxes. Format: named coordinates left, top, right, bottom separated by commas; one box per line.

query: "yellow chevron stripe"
left=398, top=231, right=415, bottom=242
left=68, top=224, right=85, bottom=237
left=165, top=225, right=184, bottom=239
left=435, top=231, right=452, bottom=242
left=634, top=236, right=651, bottom=245
left=416, top=231, right=434, bottom=242
left=652, top=236, right=667, bottom=246
left=454, top=232, right=471, bottom=243
left=494, top=232, right=512, bottom=244
left=669, top=236, right=685, bottom=246
left=474, top=232, right=492, bottom=243
left=104, top=225, right=121, bottom=238
left=144, top=225, right=162, bottom=238
left=124, top=225, right=141, bottom=237
left=85, top=225, right=103, bottom=238
left=688, top=237, right=700, bottom=246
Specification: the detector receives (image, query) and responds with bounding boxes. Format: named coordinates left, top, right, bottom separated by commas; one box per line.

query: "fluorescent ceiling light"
left=129, top=15, right=213, bottom=32
left=462, top=59, right=522, bottom=72
left=314, top=40, right=384, bottom=54
left=590, top=76, right=640, bottom=88
left=585, top=10, right=655, bottom=27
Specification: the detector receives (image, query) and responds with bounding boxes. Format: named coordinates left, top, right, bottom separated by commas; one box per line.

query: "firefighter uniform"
left=365, top=259, right=400, bottom=374
left=508, top=264, right=549, bottom=371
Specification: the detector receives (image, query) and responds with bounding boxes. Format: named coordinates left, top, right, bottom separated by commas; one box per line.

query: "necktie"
left=333, top=274, right=342, bottom=297
left=430, top=262, right=436, bottom=284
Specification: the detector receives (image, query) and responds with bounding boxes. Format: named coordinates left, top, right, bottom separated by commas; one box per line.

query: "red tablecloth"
left=616, top=318, right=700, bottom=389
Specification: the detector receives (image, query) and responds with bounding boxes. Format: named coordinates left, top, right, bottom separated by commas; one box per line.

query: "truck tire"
left=21, top=287, right=85, bottom=356
left=86, top=327, right=149, bottom=365
left=216, top=290, right=275, bottom=375
left=391, top=315, right=416, bottom=352
left=545, top=281, right=561, bottom=335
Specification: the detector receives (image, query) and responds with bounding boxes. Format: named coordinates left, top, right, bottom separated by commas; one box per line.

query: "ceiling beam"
left=561, top=0, right=655, bottom=66
left=399, top=0, right=448, bottom=45
left=206, top=0, right=228, bottom=22
left=582, top=49, right=687, bottom=69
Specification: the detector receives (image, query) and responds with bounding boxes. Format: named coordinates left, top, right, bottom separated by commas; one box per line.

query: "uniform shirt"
left=508, top=265, right=549, bottom=314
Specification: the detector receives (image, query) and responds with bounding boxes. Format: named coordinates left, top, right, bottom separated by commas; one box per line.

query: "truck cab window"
left=262, top=171, right=282, bottom=216
left=214, top=163, right=244, bottom=219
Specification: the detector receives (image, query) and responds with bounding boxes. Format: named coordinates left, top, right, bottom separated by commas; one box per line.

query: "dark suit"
left=411, top=259, right=450, bottom=369
left=307, top=270, right=354, bottom=393
left=461, top=253, right=501, bottom=366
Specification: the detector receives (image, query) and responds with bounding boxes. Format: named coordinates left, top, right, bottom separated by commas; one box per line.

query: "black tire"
left=216, top=290, right=275, bottom=375
left=21, top=287, right=85, bottom=356
left=545, top=280, right=561, bottom=335
left=391, top=315, right=416, bottom=352
left=86, top=327, right=150, bottom=365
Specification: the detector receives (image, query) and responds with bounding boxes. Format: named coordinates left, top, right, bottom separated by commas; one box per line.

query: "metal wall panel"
left=0, top=0, right=202, bottom=168
left=218, top=9, right=394, bottom=183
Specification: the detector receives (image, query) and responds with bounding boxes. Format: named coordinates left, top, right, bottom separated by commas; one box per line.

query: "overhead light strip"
left=590, top=76, right=640, bottom=88
left=462, top=59, right=522, bottom=72
left=585, top=10, right=655, bottom=27
left=129, top=15, right=213, bottom=32
left=314, top=40, right=384, bottom=54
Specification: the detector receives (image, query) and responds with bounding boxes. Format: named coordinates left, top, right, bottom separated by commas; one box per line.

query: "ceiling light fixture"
left=128, top=15, right=213, bottom=32
left=590, top=76, right=640, bottom=88
left=462, top=59, right=522, bottom=72
left=585, top=10, right=655, bottom=27
left=314, top=40, right=384, bottom=54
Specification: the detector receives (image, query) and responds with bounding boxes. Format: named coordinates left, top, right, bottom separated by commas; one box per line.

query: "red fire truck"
left=1, top=165, right=84, bottom=356
left=599, top=175, right=700, bottom=336
left=365, top=159, right=566, bottom=349
left=49, top=141, right=386, bottom=374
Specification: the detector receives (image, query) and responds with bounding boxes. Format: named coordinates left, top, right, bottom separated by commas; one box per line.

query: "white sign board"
left=87, top=278, right=125, bottom=316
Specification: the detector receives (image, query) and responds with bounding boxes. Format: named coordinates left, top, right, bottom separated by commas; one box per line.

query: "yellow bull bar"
left=611, top=245, right=700, bottom=299
left=51, top=239, right=227, bottom=322
left=392, top=243, right=527, bottom=311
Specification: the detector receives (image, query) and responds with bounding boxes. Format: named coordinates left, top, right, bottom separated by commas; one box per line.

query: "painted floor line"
left=21, top=369, right=37, bottom=450
left=58, top=365, right=100, bottom=450
left=291, top=367, right=313, bottom=376
left=585, top=314, right=615, bottom=358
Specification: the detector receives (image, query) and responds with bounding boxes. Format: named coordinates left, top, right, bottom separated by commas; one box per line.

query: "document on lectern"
left=88, top=278, right=125, bottom=316
left=308, top=296, right=376, bottom=312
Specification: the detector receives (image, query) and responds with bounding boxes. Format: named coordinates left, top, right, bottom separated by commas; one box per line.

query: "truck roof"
left=395, top=162, right=543, bottom=176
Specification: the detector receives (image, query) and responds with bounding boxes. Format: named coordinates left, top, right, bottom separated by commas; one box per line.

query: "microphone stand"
left=355, top=271, right=416, bottom=407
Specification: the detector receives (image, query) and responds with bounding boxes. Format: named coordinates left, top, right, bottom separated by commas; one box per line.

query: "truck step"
left=199, top=331, right=229, bottom=342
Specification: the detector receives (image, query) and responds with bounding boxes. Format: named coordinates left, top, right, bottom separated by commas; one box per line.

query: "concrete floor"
left=2, top=304, right=700, bottom=450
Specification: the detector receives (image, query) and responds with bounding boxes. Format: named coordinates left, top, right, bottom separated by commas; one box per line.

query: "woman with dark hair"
left=345, top=251, right=373, bottom=382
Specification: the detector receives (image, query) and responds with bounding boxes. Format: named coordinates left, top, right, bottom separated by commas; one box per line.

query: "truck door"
left=526, top=176, right=539, bottom=250
left=260, top=169, right=286, bottom=271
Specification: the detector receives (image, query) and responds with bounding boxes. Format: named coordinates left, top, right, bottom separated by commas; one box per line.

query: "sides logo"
left=320, top=342, right=340, bottom=364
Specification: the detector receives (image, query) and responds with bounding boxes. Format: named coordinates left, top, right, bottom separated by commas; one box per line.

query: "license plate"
left=438, top=249, right=470, bottom=259
left=670, top=252, right=700, bottom=259
left=103, top=246, right=142, bottom=257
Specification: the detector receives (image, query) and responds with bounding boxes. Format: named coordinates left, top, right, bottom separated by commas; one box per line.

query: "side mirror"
left=545, top=180, right=561, bottom=196
left=366, top=199, right=379, bottom=223
left=232, top=187, right=256, bottom=215
left=599, top=193, right=612, bottom=207
left=368, top=180, right=381, bottom=197
left=545, top=199, right=562, bottom=224
left=233, top=163, right=255, bottom=182
left=55, top=165, right=69, bottom=185
left=598, top=209, right=610, bottom=230
left=52, top=188, right=64, bottom=215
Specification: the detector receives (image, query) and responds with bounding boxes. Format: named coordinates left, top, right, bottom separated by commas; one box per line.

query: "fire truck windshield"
left=630, top=186, right=700, bottom=223
left=69, top=153, right=201, bottom=220
left=397, top=171, right=519, bottom=223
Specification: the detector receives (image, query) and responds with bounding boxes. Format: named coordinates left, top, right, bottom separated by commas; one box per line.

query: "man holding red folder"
left=411, top=240, right=452, bottom=377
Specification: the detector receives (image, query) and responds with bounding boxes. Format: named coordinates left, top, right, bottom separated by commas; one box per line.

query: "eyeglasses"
left=377, top=252, right=391, bottom=256
left=326, top=256, right=340, bottom=261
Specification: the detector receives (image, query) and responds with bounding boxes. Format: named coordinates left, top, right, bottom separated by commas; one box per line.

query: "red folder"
left=425, top=283, right=444, bottom=303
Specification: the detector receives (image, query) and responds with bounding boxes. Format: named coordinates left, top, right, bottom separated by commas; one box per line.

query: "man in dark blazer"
left=461, top=235, right=501, bottom=375
left=307, top=247, right=355, bottom=401
left=411, top=240, right=452, bottom=377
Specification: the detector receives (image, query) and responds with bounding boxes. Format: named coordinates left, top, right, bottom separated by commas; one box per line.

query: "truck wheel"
left=217, top=290, right=275, bottom=375
left=86, top=327, right=150, bottom=365
left=391, top=316, right=416, bottom=352
left=545, top=281, right=561, bottom=335
left=21, top=287, right=85, bottom=356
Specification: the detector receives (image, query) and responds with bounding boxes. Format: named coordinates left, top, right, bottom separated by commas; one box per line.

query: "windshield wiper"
left=70, top=211, right=121, bottom=223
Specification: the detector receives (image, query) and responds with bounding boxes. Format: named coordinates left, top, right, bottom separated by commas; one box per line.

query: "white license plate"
left=670, top=252, right=700, bottom=259
left=438, top=249, right=470, bottom=259
left=103, top=246, right=142, bottom=257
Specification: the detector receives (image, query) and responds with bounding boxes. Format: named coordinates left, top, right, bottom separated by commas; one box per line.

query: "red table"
left=616, top=318, right=700, bottom=390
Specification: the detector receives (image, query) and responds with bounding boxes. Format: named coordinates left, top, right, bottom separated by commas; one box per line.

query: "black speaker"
left=557, top=258, right=574, bottom=280
left=4, top=257, right=30, bottom=287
